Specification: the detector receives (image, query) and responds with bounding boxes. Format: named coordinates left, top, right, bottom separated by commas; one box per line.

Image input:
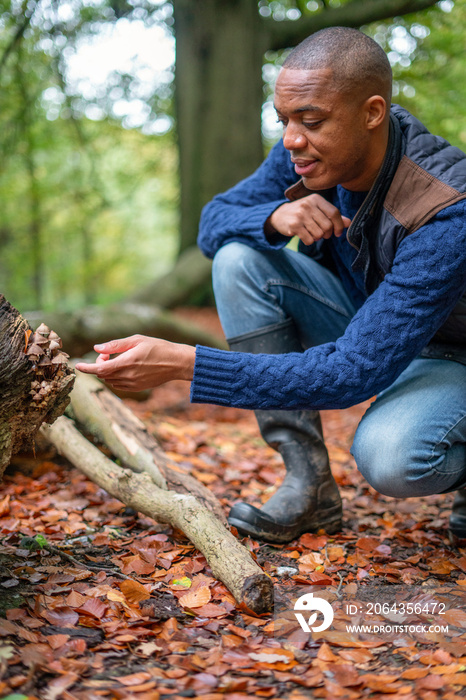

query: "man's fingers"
left=75, top=362, right=99, bottom=374
left=76, top=357, right=120, bottom=377
left=96, top=353, right=110, bottom=364
left=94, top=336, right=140, bottom=355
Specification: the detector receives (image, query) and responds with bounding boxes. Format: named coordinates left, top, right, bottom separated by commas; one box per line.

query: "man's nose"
left=282, top=123, right=307, bottom=151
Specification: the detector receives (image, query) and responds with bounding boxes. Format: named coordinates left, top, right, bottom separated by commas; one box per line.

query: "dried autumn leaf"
left=24, top=329, right=32, bottom=351
left=115, top=672, right=152, bottom=686
left=249, top=648, right=295, bottom=664
left=443, top=608, right=466, bottom=628
left=179, top=586, right=211, bottom=609
left=120, top=579, right=151, bottom=604
left=42, top=607, right=79, bottom=627
left=356, top=536, right=380, bottom=551
left=416, top=674, right=445, bottom=690
left=77, top=598, right=107, bottom=619
left=0, top=495, right=10, bottom=517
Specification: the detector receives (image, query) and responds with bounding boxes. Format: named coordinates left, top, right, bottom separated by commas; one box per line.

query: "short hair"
left=282, top=27, right=392, bottom=102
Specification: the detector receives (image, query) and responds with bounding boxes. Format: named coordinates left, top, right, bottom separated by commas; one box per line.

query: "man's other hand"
left=75, top=335, right=195, bottom=392
left=268, top=193, right=351, bottom=245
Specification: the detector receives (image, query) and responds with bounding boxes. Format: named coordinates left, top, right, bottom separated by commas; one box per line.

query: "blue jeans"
left=213, top=241, right=466, bottom=498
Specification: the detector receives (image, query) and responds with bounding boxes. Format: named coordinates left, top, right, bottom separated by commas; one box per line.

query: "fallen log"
left=0, top=295, right=74, bottom=479
left=68, top=371, right=227, bottom=524
left=42, top=412, right=273, bottom=614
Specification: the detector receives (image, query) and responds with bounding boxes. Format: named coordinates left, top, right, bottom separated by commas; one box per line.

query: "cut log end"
left=241, top=573, right=274, bottom=615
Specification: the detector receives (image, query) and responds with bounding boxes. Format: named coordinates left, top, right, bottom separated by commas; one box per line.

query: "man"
left=77, top=28, right=466, bottom=544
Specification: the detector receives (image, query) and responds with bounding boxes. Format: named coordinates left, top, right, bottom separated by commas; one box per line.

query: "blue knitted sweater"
left=190, top=139, right=466, bottom=411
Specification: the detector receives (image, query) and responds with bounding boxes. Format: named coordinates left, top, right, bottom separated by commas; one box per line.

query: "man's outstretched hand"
left=75, top=335, right=196, bottom=392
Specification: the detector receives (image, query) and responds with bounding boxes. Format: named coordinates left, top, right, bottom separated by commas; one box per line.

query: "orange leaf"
left=356, top=536, right=380, bottom=551
left=120, top=579, right=151, bottom=604
left=415, top=674, right=445, bottom=690
left=24, top=329, right=32, bottom=352
left=401, top=668, right=429, bottom=679
left=443, top=608, right=466, bottom=628
left=0, top=494, right=10, bottom=517
left=78, top=598, right=107, bottom=619
left=115, top=672, right=152, bottom=686
left=317, top=643, right=339, bottom=661
left=179, top=586, right=211, bottom=609
left=299, top=534, right=327, bottom=550
left=65, top=590, right=87, bottom=608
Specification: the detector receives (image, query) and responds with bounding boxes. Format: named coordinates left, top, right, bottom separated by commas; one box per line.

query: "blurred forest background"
left=1, top=0, right=465, bottom=317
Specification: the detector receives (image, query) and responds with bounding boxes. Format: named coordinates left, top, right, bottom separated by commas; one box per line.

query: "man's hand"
left=268, top=193, right=351, bottom=245
left=75, top=335, right=195, bottom=392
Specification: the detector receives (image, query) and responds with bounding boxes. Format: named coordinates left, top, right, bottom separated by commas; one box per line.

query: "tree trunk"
left=0, top=295, right=74, bottom=479
left=173, top=0, right=266, bottom=254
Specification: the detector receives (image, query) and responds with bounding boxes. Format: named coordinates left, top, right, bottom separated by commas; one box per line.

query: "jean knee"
left=212, top=242, right=266, bottom=303
left=351, top=421, right=420, bottom=498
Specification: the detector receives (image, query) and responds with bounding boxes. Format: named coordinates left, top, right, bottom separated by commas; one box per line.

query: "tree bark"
left=0, top=295, right=74, bottom=479
left=173, top=0, right=266, bottom=254
left=42, top=412, right=273, bottom=614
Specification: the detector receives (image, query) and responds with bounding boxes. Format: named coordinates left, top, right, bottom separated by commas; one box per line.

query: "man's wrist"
left=178, top=344, right=196, bottom=382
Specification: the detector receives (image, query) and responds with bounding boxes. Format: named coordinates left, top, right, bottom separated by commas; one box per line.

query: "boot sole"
left=228, top=513, right=343, bottom=544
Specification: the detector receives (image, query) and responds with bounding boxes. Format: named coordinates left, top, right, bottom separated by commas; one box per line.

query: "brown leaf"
left=120, top=579, right=151, bottom=604
left=78, top=598, right=107, bottom=619
left=356, top=536, right=380, bottom=551
left=179, top=586, right=211, bottom=609
left=443, top=608, right=466, bottom=628
left=416, top=674, right=445, bottom=689
left=401, top=668, right=429, bottom=679
left=115, top=672, right=153, bottom=686
left=0, top=494, right=10, bottom=517
left=331, top=664, right=361, bottom=687
left=299, top=534, right=327, bottom=550
left=65, top=590, right=86, bottom=608
left=42, top=607, right=79, bottom=627
left=317, top=643, right=339, bottom=661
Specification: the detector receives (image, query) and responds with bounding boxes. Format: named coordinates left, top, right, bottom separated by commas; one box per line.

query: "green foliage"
left=0, top=0, right=178, bottom=312
left=364, top=0, right=466, bottom=148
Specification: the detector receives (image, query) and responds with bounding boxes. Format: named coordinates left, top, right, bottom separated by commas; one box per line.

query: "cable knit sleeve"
left=197, top=140, right=299, bottom=259
left=191, top=202, right=466, bottom=410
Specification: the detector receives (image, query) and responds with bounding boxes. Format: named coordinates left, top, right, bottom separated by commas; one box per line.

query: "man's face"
left=274, top=68, right=376, bottom=192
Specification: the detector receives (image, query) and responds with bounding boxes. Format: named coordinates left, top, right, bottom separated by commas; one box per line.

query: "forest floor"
left=1, top=309, right=466, bottom=700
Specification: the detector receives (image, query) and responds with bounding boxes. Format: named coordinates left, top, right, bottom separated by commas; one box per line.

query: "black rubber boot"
left=449, top=489, right=466, bottom=539
left=227, top=319, right=343, bottom=544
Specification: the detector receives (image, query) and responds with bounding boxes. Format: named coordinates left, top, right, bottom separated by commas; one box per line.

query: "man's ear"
left=364, top=95, right=387, bottom=130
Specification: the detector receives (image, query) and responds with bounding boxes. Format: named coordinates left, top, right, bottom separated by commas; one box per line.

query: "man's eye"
left=303, top=121, right=323, bottom=129
left=276, top=117, right=287, bottom=126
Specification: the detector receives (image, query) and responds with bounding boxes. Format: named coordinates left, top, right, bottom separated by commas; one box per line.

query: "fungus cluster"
left=25, top=323, right=70, bottom=406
